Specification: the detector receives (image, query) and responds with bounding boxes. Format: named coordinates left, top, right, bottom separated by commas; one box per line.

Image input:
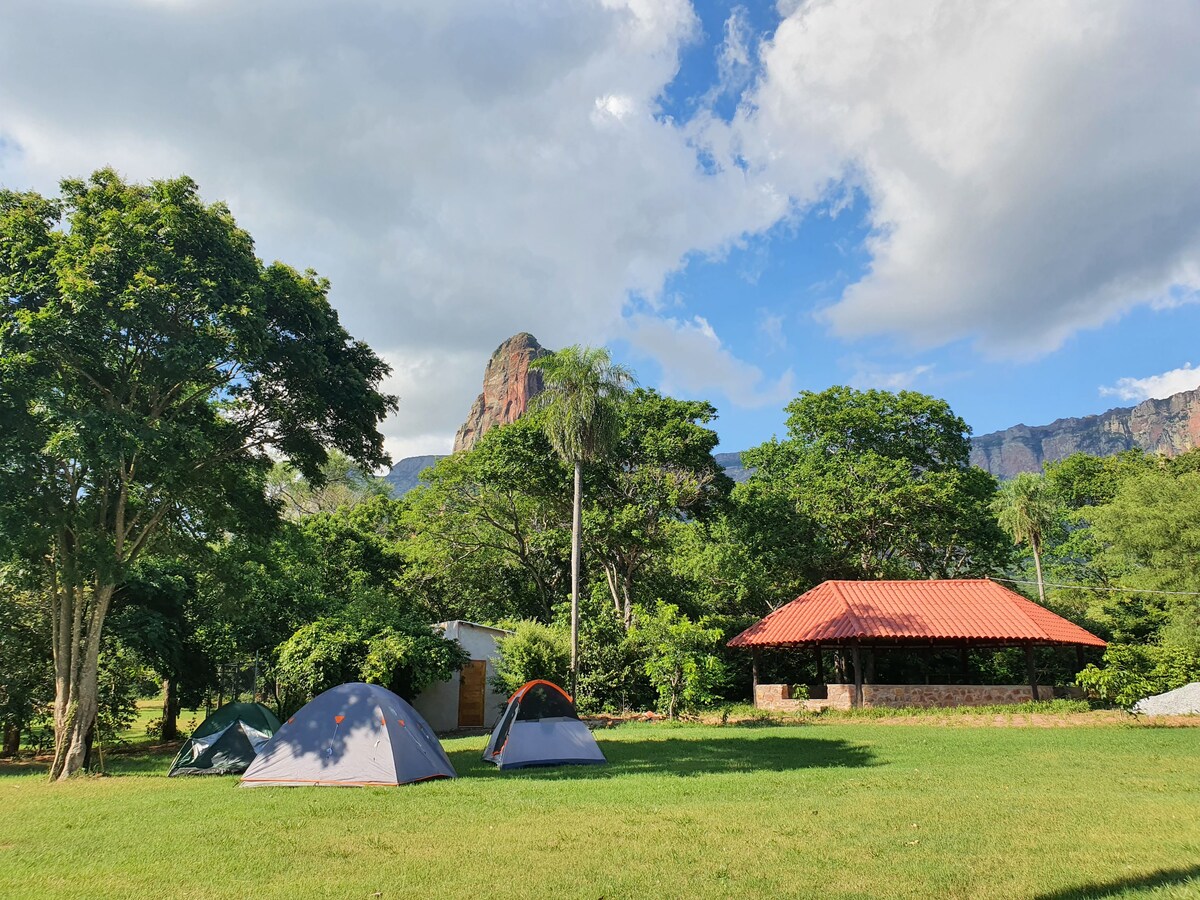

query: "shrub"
left=492, top=621, right=570, bottom=696
left=629, top=602, right=727, bottom=718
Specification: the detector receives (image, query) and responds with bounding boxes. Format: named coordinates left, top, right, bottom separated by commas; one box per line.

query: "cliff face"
left=452, top=332, right=549, bottom=453
left=970, top=387, right=1200, bottom=478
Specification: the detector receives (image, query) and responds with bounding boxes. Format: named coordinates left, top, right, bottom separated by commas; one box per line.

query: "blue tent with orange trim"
left=483, top=680, right=605, bottom=770
left=241, top=683, right=455, bottom=787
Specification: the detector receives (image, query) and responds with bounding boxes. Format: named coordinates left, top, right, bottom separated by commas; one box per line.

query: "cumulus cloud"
left=1100, top=364, right=1200, bottom=403
left=5, top=0, right=1200, bottom=458
left=623, top=313, right=794, bottom=408
left=0, top=0, right=786, bottom=456
left=719, top=0, right=1200, bottom=355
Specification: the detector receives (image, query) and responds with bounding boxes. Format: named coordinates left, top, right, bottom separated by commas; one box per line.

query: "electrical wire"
left=992, top=576, right=1200, bottom=597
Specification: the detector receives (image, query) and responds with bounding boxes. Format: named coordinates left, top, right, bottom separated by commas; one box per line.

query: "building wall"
left=754, top=683, right=1049, bottom=712
left=411, top=621, right=510, bottom=732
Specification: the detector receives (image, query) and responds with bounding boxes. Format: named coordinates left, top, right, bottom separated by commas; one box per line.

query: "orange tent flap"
left=508, top=679, right=573, bottom=704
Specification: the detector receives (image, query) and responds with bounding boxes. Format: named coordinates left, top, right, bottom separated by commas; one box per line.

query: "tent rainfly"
left=168, top=701, right=280, bottom=777
left=483, top=680, right=605, bottom=770
left=241, top=683, right=456, bottom=787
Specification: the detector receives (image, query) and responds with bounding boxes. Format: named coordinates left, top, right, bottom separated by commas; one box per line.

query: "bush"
left=629, top=602, right=727, bottom=718
left=1076, top=643, right=1200, bottom=708
left=492, top=621, right=570, bottom=697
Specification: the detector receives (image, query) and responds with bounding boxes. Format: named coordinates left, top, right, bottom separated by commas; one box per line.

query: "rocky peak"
left=969, top=386, right=1200, bottom=478
left=452, top=333, right=549, bottom=452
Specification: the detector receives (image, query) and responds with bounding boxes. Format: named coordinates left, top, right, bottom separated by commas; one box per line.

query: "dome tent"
left=168, top=702, right=281, bottom=777
left=241, top=683, right=455, bottom=787
left=483, top=680, right=605, bottom=770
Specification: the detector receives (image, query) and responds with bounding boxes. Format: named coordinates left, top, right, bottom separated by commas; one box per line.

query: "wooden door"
left=458, top=660, right=487, bottom=727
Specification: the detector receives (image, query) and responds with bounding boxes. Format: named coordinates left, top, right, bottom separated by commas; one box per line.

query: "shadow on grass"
left=450, top=733, right=876, bottom=780
left=0, top=747, right=179, bottom=779
left=1035, top=865, right=1200, bottom=899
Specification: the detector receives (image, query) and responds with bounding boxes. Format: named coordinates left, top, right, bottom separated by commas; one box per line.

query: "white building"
left=412, top=621, right=511, bottom=732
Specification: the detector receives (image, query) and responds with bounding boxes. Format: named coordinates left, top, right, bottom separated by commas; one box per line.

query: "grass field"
left=1, top=720, right=1198, bottom=899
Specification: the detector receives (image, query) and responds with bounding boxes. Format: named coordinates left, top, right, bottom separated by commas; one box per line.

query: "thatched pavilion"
left=728, top=579, right=1106, bottom=709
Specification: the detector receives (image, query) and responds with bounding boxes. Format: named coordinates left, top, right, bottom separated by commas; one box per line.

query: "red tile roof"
left=727, top=580, right=1106, bottom=648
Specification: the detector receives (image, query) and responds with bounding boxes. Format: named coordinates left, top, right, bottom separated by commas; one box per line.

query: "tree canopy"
left=0, top=169, right=396, bottom=777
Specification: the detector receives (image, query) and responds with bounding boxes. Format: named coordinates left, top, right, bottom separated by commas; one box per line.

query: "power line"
left=992, top=576, right=1200, bottom=598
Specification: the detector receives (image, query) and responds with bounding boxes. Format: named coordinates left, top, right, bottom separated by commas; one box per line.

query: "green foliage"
left=491, top=621, right=571, bottom=697
left=991, top=472, right=1061, bottom=554
left=400, top=420, right=569, bottom=622
left=0, top=568, right=51, bottom=750
left=587, top=388, right=733, bottom=626
left=360, top=627, right=469, bottom=700
left=529, top=346, right=634, bottom=466
left=629, top=602, right=726, bottom=718
left=275, top=619, right=365, bottom=703
left=0, top=169, right=396, bottom=774
left=1077, top=644, right=1200, bottom=709
left=743, top=387, right=1009, bottom=580
left=275, top=611, right=465, bottom=710
left=267, top=450, right=393, bottom=519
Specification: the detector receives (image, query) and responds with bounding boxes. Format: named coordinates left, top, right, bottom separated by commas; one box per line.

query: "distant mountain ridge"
left=969, top=387, right=1200, bottom=478
left=381, top=454, right=446, bottom=495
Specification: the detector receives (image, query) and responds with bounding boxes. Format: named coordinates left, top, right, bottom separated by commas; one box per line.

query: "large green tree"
left=401, top=420, right=569, bottom=621
left=0, top=170, right=395, bottom=778
left=529, top=346, right=632, bottom=693
left=743, top=387, right=1008, bottom=580
left=587, top=388, right=732, bottom=627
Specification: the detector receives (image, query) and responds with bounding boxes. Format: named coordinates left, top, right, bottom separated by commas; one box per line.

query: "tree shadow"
left=0, top=747, right=177, bottom=778
left=450, top=733, right=876, bottom=780
left=1034, top=866, right=1200, bottom=899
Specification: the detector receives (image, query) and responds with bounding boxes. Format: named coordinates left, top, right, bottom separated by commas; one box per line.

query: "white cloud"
left=0, top=0, right=787, bottom=458
left=623, top=313, right=794, bottom=408
left=5, top=0, right=1200, bottom=461
left=1100, top=364, right=1200, bottom=403
left=756, top=309, right=787, bottom=352
left=847, top=363, right=934, bottom=392
left=716, top=0, right=1200, bottom=356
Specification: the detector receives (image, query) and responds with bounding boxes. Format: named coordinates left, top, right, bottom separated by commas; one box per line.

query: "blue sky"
left=2, top=0, right=1199, bottom=460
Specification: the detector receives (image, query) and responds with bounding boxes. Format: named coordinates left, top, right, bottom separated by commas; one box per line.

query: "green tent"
left=168, top=702, right=281, bottom=777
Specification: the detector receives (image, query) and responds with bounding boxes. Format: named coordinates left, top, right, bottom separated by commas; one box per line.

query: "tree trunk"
left=570, top=461, right=582, bottom=697
left=1, top=724, right=20, bottom=757
left=49, top=572, right=114, bottom=782
left=161, top=677, right=179, bottom=742
left=1031, top=540, right=1047, bottom=605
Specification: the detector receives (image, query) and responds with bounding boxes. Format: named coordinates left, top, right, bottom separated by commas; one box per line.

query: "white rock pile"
left=1132, top=682, right=1200, bottom=715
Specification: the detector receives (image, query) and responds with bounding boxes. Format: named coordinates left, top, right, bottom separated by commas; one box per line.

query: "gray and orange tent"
left=241, top=683, right=456, bottom=787
left=483, top=680, right=605, bottom=770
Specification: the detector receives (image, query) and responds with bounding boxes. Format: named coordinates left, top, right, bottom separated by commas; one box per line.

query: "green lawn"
left=1, top=722, right=1197, bottom=899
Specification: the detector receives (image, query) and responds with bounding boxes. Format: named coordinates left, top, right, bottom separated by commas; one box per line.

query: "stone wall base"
left=755, top=683, right=1053, bottom=711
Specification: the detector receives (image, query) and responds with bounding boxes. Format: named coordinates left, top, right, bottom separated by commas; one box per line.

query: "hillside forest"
left=2, top=172, right=1198, bottom=777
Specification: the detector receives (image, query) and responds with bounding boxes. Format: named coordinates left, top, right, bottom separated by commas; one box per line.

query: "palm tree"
left=991, top=472, right=1060, bottom=604
left=530, top=346, right=633, bottom=695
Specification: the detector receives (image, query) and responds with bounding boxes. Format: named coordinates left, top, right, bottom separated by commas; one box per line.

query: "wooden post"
left=815, top=646, right=825, bottom=686
left=1025, top=645, right=1040, bottom=701
left=852, top=643, right=864, bottom=708
left=751, top=649, right=760, bottom=708
left=1075, top=646, right=1085, bottom=671
left=960, top=648, right=969, bottom=683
